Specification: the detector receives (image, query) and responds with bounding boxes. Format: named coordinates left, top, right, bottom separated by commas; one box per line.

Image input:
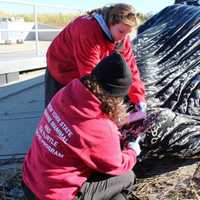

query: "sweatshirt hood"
left=92, top=13, right=114, bottom=42
left=55, top=79, right=103, bottom=120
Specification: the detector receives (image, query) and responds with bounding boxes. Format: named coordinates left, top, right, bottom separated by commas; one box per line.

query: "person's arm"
left=78, top=121, right=138, bottom=176
left=118, top=37, right=147, bottom=124
left=121, top=36, right=146, bottom=105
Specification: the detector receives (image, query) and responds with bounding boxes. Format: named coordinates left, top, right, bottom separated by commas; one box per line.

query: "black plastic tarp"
left=124, top=4, right=200, bottom=160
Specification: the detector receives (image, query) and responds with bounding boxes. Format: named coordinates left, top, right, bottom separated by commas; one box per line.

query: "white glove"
left=127, top=137, right=141, bottom=156
left=135, top=102, right=147, bottom=113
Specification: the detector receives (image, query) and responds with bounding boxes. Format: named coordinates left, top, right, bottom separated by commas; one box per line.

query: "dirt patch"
left=131, top=158, right=200, bottom=200
left=0, top=158, right=199, bottom=200
left=0, top=159, right=24, bottom=200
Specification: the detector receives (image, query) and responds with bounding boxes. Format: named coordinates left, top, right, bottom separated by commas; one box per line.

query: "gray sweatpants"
left=75, top=171, right=135, bottom=200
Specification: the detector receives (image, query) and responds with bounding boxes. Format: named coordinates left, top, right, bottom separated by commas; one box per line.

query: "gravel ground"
left=131, top=158, right=200, bottom=200
left=0, top=158, right=199, bottom=200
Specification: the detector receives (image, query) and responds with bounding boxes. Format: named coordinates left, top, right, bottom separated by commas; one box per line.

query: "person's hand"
left=135, top=102, right=147, bottom=113
left=125, top=102, right=147, bottom=124
left=120, top=110, right=146, bottom=126
left=127, top=110, right=146, bottom=123
left=127, top=137, right=141, bottom=156
left=120, top=102, right=147, bottom=126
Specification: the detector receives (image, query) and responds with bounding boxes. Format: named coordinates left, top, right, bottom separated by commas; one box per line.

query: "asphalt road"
left=0, top=41, right=49, bottom=73
left=0, top=41, right=50, bottom=61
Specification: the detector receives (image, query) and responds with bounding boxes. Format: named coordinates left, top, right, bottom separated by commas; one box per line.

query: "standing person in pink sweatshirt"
left=22, top=52, right=141, bottom=200
left=45, top=3, right=146, bottom=122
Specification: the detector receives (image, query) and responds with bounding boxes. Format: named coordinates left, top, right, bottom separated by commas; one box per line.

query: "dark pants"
left=22, top=171, right=135, bottom=200
left=76, top=171, right=135, bottom=200
left=44, top=69, right=64, bottom=107
left=22, top=181, right=38, bottom=200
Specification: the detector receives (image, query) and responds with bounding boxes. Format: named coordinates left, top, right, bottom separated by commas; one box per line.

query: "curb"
left=0, top=75, right=44, bottom=100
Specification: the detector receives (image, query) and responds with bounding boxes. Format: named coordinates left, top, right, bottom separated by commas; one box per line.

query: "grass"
left=0, top=11, right=151, bottom=28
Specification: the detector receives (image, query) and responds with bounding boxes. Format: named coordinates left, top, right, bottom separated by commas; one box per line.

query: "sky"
left=0, top=0, right=174, bottom=14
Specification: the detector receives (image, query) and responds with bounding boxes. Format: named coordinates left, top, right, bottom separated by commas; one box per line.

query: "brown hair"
left=87, top=3, right=137, bottom=27
left=81, top=75, right=128, bottom=126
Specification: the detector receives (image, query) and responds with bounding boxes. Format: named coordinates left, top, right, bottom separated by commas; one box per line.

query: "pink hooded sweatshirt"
left=23, top=79, right=137, bottom=200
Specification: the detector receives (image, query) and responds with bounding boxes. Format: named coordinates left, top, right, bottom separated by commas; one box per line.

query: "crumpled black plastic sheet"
left=124, top=4, right=200, bottom=159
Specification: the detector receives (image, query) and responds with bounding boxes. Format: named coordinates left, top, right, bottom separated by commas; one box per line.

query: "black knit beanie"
left=92, top=52, right=132, bottom=96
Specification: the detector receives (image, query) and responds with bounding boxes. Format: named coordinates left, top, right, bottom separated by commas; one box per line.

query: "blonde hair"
left=87, top=3, right=137, bottom=27
left=81, top=75, right=128, bottom=126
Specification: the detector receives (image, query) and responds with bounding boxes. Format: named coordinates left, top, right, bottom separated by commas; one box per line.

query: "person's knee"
left=123, top=170, right=136, bottom=184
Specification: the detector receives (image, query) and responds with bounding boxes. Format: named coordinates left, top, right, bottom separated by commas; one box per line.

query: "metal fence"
left=0, top=0, right=82, bottom=77
left=0, top=0, right=81, bottom=56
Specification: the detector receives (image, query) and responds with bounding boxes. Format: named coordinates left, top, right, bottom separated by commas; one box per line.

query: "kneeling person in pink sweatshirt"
left=22, top=52, right=141, bottom=200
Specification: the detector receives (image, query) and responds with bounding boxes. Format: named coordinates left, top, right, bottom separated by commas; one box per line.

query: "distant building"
left=0, top=16, right=25, bottom=44
left=0, top=16, right=59, bottom=44
left=0, top=16, right=24, bottom=22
